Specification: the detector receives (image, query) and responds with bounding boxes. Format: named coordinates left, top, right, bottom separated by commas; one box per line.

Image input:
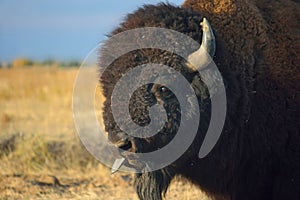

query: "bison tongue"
left=111, top=157, right=126, bottom=174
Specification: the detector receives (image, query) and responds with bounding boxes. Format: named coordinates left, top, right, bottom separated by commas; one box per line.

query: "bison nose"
left=115, top=138, right=133, bottom=151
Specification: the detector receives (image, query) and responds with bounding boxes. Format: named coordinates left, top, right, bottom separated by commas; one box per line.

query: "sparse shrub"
left=60, top=60, right=81, bottom=67
left=0, top=133, right=22, bottom=157
left=12, top=58, right=34, bottom=68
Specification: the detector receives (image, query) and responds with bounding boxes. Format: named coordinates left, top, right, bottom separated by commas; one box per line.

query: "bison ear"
left=187, top=18, right=216, bottom=71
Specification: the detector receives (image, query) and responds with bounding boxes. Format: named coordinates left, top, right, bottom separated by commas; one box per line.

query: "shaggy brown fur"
left=99, top=1, right=300, bottom=200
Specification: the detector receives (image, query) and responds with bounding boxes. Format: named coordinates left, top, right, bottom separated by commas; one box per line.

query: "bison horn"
left=187, top=18, right=216, bottom=71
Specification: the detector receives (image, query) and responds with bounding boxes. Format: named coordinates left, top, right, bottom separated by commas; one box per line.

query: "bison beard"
left=99, top=1, right=300, bottom=200
left=134, top=169, right=174, bottom=200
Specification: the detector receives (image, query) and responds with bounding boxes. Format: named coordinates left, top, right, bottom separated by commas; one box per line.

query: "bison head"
left=99, top=4, right=222, bottom=200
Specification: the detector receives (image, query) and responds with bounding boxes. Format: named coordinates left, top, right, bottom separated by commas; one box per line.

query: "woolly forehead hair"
left=111, top=3, right=204, bottom=38
left=100, top=49, right=196, bottom=93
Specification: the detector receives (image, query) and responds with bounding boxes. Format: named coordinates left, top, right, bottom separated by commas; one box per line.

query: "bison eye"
left=159, top=86, right=168, bottom=93
left=151, top=85, right=173, bottom=100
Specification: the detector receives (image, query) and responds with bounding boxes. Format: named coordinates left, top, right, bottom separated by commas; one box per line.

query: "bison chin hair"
left=134, top=168, right=174, bottom=200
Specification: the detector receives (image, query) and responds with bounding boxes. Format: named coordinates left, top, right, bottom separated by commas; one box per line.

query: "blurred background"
left=0, top=1, right=209, bottom=199
left=0, top=0, right=183, bottom=66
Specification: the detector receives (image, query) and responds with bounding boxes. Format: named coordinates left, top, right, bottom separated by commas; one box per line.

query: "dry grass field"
left=0, top=67, right=209, bottom=200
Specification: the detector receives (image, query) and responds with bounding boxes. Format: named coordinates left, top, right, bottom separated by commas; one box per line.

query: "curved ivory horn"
left=187, top=18, right=216, bottom=71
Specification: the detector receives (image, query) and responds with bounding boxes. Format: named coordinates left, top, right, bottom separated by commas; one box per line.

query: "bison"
left=98, top=0, right=300, bottom=200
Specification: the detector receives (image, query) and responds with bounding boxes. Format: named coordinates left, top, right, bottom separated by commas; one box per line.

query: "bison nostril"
left=116, top=139, right=132, bottom=151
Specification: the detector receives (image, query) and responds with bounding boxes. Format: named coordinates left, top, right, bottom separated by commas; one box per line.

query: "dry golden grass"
left=0, top=67, right=209, bottom=199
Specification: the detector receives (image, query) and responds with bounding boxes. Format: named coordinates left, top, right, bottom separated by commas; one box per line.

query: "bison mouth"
left=109, top=129, right=179, bottom=174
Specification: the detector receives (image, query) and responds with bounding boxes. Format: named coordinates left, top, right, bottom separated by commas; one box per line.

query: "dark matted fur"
left=99, top=1, right=300, bottom=200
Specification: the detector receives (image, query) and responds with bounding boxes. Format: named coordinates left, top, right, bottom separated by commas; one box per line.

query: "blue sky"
left=0, top=0, right=184, bottom=62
